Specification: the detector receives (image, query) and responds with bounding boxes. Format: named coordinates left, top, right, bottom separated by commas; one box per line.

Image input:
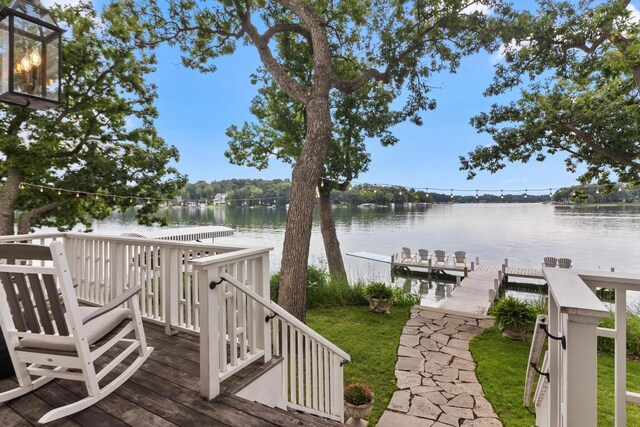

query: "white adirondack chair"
left=453, top=251, right=467, bottom=268
left=433, top=250, right=449, bottom=267
left=0, top=241, right=153, bottom=424
left=401, top=247, right=415, bottom=263
left=417, top=249, right=431, bottom=263
left=542, top=257, right=557, bottom=268
left=557, top=258, right=572, bottom=269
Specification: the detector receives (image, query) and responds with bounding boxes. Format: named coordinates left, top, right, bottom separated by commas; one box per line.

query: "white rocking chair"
left=0, top=241, right=153, bottom=424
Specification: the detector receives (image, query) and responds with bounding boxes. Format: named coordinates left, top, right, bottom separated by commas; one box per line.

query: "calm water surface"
left=90, top=203, right=640, bottom=283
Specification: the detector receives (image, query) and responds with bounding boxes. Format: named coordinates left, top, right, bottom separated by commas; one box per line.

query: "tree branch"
left=564, top=123, right=640, bottom=168
left=17, top=198, right=72, bottom=234
left=236, top=4, right=309, bottom=103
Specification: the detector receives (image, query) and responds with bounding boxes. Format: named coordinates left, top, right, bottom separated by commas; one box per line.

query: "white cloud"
left=491, top=39, right=531, bottom=64
left=628, top=3, right=640, bottom=22
left=461, top=3, right=491, bottom=15
left=42, top=0, right=85, bottom=8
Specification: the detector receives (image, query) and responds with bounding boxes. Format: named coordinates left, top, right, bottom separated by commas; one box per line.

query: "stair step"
left=218, top=393, right=341, bottom=426
left=223, top=356, right=283, bottom=394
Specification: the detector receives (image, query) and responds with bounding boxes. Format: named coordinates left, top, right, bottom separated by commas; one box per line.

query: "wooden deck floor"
left=0, top=322, right=342, bottom=427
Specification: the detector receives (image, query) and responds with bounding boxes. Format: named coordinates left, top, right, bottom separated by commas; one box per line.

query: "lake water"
left=89, top=203, right=640, bottom=282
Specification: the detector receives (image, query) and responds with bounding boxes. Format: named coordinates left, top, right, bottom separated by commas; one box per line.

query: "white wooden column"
left=257, top=253, right=272, bottom=362
left=199, top=268, right=220, bottom=400
left=562, top=313, right=601, bottom=427
left=330, top=353, right=344, bottom=422
left=615, top=289, right=627, bottom=427
left=548, top=295, right=560, bottom=427
left=162, top=248, right=180, bottom=335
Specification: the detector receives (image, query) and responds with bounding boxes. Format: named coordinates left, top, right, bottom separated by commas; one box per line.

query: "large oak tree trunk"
left=0, top=165, right=23, bottom=236
left=318, top=189, right=347, bottom=282
left=278, top=97, right=332, bottom=322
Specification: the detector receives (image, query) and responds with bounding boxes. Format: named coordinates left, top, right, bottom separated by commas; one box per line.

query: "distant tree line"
left=178, top=180, right=640, bottom=206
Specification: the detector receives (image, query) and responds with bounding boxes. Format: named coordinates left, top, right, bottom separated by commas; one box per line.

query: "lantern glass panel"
left=45, top=36, right=58, bottom=100
left=0, top=22, right=7, bottom=95
left=13, top=17, right=44, bottom=97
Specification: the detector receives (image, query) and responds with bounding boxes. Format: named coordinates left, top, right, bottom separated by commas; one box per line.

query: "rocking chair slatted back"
left=0, top=244, right=69, bottom=336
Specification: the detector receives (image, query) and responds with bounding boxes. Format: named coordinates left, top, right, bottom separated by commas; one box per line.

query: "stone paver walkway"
left=377, top=307, right=502, bottom=427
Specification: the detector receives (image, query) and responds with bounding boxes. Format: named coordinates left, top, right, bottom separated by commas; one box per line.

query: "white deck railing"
left=192, top=261, right=350, bottom=422
left=541, top=267, right=640, bottom=427
left=1, top=232, right=350, bottom=421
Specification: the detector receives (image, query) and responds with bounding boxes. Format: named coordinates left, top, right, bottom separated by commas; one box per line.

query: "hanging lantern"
left=0, top=0, right=63, bottom=110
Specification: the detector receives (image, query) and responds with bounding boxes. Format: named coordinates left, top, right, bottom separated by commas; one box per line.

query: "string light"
left=18, top=179, right=625, bottom=206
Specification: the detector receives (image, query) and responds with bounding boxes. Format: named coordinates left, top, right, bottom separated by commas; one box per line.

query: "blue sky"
left=69, top=1, right=640, bottom=196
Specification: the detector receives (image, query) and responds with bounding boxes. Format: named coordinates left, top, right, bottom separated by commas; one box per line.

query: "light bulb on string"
left=57, top=190, right=61, bottom=195
left=19, top=183, right=24, bottom=190
left=524, top=189, right=528, bottom=199
left=95, top=195, right=99, bottom=200
left=595, top=188, right=599, bottom=194
left=500, top=190, right=504, bottom=199
left=549, top=188, right=553, bottom=197
left=76, top=192, right=80, bottom=198
left=450, top=189, right=454, bottom=199
left=475, top=190, right=478, bottom=199
left=618, top=187, right=622, bottom=192
left=40, top=187, right=44, bottom=193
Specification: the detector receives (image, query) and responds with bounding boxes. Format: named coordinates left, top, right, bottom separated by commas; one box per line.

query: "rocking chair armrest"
left=82, top=285, right=142, bottom=324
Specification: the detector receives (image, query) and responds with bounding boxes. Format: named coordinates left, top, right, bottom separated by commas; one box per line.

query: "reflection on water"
left=89, top=203, right=640, bottom=279
left=391, top=276, right=456, bottom=308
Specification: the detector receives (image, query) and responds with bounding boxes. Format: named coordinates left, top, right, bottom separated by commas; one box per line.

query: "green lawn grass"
left=307, top=305, right=411, bottom=426
left=470, top=327, right=640, bottom=426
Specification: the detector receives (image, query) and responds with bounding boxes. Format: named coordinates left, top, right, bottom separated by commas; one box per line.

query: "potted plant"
left=489, top=296, right=536, bottom=340
left=344, top=382, right=374, bottom=420
left=364, top=282, right=393, bottom=314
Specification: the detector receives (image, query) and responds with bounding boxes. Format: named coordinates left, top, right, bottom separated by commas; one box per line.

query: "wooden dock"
left=0, top=322, right=342, bottom=427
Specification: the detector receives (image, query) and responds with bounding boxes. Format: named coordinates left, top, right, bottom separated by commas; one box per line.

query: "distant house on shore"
left=213, top=193, right=227, bottom=205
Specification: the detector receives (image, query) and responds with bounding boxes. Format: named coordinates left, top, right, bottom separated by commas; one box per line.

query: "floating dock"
left=347, top=252, right=546, bottom=315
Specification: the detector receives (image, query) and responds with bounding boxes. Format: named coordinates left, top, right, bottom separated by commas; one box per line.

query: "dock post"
left=456, top=275, right=461, bottom=287
left=498, top=270, right=503, bottom=283
left=501, top=264, right=506, bottom=276
left=446, top=285, right=452, bottom=297
left=504, top=258, right=509, bottom=267
left=475, top=256, right=480, bottom=266
left=611, top=267, right=615, bottom=272
left=463, top=267, right=468, bottom=277
left=494, top=279, right=500, bottom=295
left=391, top=254, right=395, bottom=269
left=489, top=289, right=496, bottom=302
left=470, top=261, right=474, bottom=271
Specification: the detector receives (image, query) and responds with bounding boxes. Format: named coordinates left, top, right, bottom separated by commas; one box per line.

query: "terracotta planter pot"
left=369, top=298, right=392, bottom=314
left=344, top=401, right=373, bottom=420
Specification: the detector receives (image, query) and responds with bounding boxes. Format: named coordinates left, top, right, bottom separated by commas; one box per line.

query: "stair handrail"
left=218, top=272, right=351, bottom=362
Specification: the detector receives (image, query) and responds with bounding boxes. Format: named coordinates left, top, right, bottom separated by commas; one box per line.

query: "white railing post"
left=330, top=353, right=344, bottom=422
left=615, top=289, right=627, bottom=426
left=548, top=293, right=560, bottom=427
left=562, top=313, right=601, bottom=427
left=162, top=247, right=180, bottom=335
left=258, top=253, right=272, bottom=362
left=199, top=268, right=220, bottom=400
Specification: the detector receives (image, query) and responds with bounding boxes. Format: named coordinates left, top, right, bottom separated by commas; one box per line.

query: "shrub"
left=598, top=306, right=640, bottom=357
left=269, top=267, right=368, bottom=308
left=344, top=383, right=374, bottom=406
left=489, top=296, right=536, bottom=331
left=364, top=282, right=393, bottom=300
left=392, top=287, right=421, bottom=306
